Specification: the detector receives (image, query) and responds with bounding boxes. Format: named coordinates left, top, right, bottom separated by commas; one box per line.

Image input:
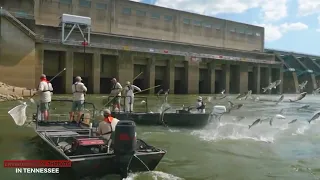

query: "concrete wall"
left=0, top=16, right=37, bottom=88
left=13, top=0, right=265, bottom=52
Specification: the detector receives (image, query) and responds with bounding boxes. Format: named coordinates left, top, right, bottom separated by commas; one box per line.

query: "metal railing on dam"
left=1, top=8, right=281, bottom=65
left=39, top=38, right=281, bottom=65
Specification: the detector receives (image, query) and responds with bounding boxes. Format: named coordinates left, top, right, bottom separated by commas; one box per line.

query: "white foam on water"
left=124, top=171, right=184, bottom=180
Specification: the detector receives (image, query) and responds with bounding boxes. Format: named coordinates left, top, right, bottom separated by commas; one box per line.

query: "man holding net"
left=36, top=74, right=53, bottom=121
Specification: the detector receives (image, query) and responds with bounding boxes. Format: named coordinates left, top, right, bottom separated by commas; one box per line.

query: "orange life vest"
left=104, top=116, right=113, bottom=123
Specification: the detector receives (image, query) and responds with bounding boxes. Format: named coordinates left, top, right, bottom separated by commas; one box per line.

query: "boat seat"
left=45, top=131, right=79, bottom=136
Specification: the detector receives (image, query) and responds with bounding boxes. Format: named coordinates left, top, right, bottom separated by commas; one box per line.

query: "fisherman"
left=96, top=109, right=120, bottom=145
left=196, top=96, right=206, bottom=113
left=36, top=74, right=53, bottom=121
left=110, top=78, right=123, bottom=112
left=70, top=76, right=87, bottom=124
left=123, top=81, right=141, bottom=112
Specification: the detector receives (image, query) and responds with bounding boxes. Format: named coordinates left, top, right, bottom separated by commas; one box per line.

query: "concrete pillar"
left=117, top=52, right=133, bottom=84
left=34, top=46, right=44, bottom=88
left=146, top=57, right=155, bottom=94
left=292, top=72, right=300, bottom=93
left=92, top=53, right=101, bottom=94
left=222, top=64, right=230, bottom=94
left=208, top=61, right=216, bottom=94
left=166, top=59, right=175, bottom=92
left=279, top=68, right=283, bottom=94
left=65, top=51, right=74, bottom=94
left=185, top=59, right=199, bottom=94
left=239, top=63, right=248, bottom=93
left=253, top=65, right=261, bottom=94
left=311, top=74, right=317, bottom=90
left=266, top=66, right=272, bottom=94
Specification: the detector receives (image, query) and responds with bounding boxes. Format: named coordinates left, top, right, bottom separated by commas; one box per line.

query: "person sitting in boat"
left=70, top=76, right=87, bottom=124
left=96, top=109, right=120, bottom=146
left=110, top=78, right=122, bottom=112
left=35, top=74, right=53, bottom=121
left=123, top=81, right=141, bottom=112
left=196, top=96, right=206, bottom=113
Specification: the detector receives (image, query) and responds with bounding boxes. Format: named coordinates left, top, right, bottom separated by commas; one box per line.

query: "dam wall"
left=0, top=14, right=39, bottom=89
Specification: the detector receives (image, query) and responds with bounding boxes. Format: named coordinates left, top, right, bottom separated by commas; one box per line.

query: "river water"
left=1, top=94, right=320, bottom=180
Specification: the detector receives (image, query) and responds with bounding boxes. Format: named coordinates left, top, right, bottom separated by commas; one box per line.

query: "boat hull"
left=111, top=112, right=211, bottom=128
left=35, top=125, right=166, bottom=179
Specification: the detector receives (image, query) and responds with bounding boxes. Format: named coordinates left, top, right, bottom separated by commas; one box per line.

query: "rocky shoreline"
left=0, top=82, right=36, bottom=102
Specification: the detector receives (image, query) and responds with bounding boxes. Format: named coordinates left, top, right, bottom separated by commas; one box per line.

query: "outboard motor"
left=113, top=120, right=137, bottom=179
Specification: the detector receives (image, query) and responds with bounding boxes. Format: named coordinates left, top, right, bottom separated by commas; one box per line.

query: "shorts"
left=40, top=102, right=50, bottom=112
left=72, top=100, right=84, bottom=112
left=113, top=96, right=121, bottom=105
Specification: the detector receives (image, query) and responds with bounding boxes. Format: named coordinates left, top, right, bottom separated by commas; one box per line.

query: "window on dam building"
left=79, top=0, right=91, bottom=8
left=96, top=3, right=107, bottom=10
left=59, top=0, right=72, bottom=5
left=136, top=10, right=146, bottom=17
left=122, top=8, right=131, bottom=15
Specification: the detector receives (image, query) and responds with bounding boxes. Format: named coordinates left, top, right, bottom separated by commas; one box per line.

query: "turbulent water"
left=1, top=94, right=320, bottom=180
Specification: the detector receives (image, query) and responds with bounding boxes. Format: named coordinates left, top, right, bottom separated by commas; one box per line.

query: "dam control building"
left=0, top=0, right=284, bottom=94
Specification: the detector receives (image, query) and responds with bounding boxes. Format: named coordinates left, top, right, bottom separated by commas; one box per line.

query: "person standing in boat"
left=123, top=81, right=141, bottom=112
left=36, top=74, right=53, bottom=121
left=70, top=76, right=87, bottom=124
left=96, top=109, right=120, bottom=145
left=196, top=96, right=206, bottom=113
left=110, top=78, right=122, bottom=112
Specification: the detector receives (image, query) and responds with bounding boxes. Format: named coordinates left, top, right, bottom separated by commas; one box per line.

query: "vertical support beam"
left=185, top=59, right=199, bottom=94
left=239, top=63, right=248, bottom=93
left=92, top=52, right=101, bottom=94
left=34, top=45, right=44, bottom=88
left=253, top=65, right=260, bottom=94
left=146, top=57, right=155, bottom=94
left=65, top=51, right=74, bottom=94
left=311, top=73, right=317, bottom=90
left=208, top=61, right=216, bottom=94
left=117, top=52, right=133, bottom=84
left=222, top=64, right=230, bottom=94
left=266, top=66, right=272, bottom=94
left=292, top=72, right=300, bottom=93
left=166, top=59, right=175, bottom=92
left=279, top=68, right=283, bottom=94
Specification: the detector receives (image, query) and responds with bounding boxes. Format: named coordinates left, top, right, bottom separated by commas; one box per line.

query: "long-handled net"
left=8, top=102, right=28, bottom=126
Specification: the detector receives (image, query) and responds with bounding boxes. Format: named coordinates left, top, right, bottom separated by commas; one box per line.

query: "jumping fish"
left=156, top=89, right=163, bottom=99
left=164, top=89, right=170, bottom=103
left=274, top=80, right=282, bottom=87
left=313, top=87, right=320, bottom=95
left=299, top=81, right=308, bottom=91
left=308, top=111, right=320, bottom=124
left=249, top=119, right=261, bottom=129
left=297, top=104, right=310, bottom=110
left=288, top=119, right=298, bottom=124
left=260, top=117, right=271, bottom=124
left=289, top=92, right=307, bottom=102
left=269, top=109, right=285, bottom=126
left=275, top=94, right=284, bottom=105
left=262, top=80, right=280, bottom=93
left=236, top=93, right=247, bottom=100
left=227, top=101, right=243, bottom=112
left=160, top=107, right=171, bottom=127
left=245, top=90, right=252, bottom=100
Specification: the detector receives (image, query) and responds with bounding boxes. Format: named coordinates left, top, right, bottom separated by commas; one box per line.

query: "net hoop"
left=8, top=103, right=28, bottom=126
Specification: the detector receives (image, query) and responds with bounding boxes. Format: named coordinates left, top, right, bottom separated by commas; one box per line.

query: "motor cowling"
left=113, top=120, right=136, bottom=155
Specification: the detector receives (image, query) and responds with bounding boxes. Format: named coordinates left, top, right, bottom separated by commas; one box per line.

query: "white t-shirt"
left=72, top=82, right=87, bottom=101
left=97, top=118, right=120, bottom=140
left=38, top=81, right=53, bottom=103
left=111, top=82, right=122, bottom=96
left=124, top=85, right=141, bottom=97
